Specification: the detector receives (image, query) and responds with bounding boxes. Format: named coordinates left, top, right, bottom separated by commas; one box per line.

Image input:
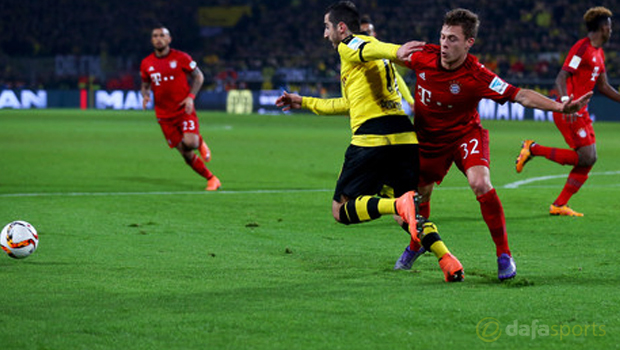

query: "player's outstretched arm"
left=275, top=91, right=303, bottom=112
left=514, top=89, right=592, bottom=114
left=344, top=38, right=424, bottom=65
left=276, top=91, right=349, bottom=116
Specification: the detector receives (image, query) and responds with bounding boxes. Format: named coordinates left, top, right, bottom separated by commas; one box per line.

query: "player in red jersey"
left=387, top=9, right=591, bottom=280
left=140, top=26, right=221, bottom=191
left=516, top=7, right=620, bottom=217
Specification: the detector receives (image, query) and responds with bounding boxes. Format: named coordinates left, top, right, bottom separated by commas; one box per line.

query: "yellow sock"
left=377, top=198, right=397, bottom=215
left=353, top=196, right=374, bottom=221
left=340, top=196, right=395, bottom=224
left=419, top=222, right=450, bottom=259
left=429, top=241, right=449, bottom=260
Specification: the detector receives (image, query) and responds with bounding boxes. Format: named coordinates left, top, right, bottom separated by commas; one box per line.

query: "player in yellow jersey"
left=360, top=15, right=415, bottom=114
left=275, top=1, right=463, bottom=282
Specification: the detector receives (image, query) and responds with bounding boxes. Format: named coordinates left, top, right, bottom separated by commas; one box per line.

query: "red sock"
left=187, top=154, right=213, bottom=179
left=553, top=166, right=591, bottom=206
left=419, top=201, right=430, bottom=219
left=407, top=201, right=429, bottom=251
left=477, top=189, right=511, bottom=257
left=409, top=238, right=422, bottom=251
left=400, top=221, right=423, bottom=251
left=531, top=144, right=578, bottom=166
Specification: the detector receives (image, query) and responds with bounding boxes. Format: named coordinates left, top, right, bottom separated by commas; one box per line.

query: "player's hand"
left=275, top=91, right=302, bottom=112
left=397, top=40, right=426, bottom=62
left=561, top=92, right=593, bottom=116
left=180, top=96, right=195, bottom=114
left=142, top=94, right=151, bottom=110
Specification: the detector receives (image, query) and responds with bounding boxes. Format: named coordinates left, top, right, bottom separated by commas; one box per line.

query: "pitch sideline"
left=1, top=171, right=619, bottom=198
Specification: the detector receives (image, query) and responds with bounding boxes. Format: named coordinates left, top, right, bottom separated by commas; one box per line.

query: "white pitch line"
left=0, top=188, right=332, bottom=198
left=503, top=170, right=620, bottom=189
left=1, top=171, right=619, bottom=198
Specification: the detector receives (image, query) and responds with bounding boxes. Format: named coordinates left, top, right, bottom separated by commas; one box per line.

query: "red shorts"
left=552, top=110, right=596, bottom=149
left=157, top=111, right=201, bottom=148
left=419, top=127, right=490, bottom=187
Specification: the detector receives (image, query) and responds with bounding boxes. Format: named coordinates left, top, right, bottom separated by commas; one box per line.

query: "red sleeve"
left=178, top=51, right=197, bottom=73
left=475, top=64, right=520, bottom=103
left=140, top=58, right=149, bottom=82
left=562, top=39, right=588, bottom=74
left=404, top=51, right=422, bottom=70
left=404, top=44, right=437, bottom=70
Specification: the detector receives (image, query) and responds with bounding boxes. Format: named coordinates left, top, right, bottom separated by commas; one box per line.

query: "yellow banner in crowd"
left=198, top=6, right=252, bottom=27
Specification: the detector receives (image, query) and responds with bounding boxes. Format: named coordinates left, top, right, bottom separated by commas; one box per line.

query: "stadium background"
left=2, top=0, right=620, bottom=117
left=3, top=3, right=620, bottom=348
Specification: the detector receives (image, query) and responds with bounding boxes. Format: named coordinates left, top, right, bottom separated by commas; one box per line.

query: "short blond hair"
left=584, top=7, right=612, bottom=32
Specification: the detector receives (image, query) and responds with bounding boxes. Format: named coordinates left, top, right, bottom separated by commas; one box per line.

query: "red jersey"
left=405, top=44, right=520, bottom=144
left=561, top=37, right=605, bottom=115
left=140, top=49, right=197, bottom=118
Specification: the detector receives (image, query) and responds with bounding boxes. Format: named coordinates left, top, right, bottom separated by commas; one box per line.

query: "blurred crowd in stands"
left=2, top=0, right=620, bottom=96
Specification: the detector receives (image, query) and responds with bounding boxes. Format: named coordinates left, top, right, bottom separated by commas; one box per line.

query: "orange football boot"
left=199, top=141, right=212, bottom=163
left=515, top=140, right=535, bottom=173
left=395, top=191, right=419, bottom=242
left=206, top=175, right=221, bottom=191
left=439, top=253, right=464, bottom=282
left=549, top=204, right=583, bottom=217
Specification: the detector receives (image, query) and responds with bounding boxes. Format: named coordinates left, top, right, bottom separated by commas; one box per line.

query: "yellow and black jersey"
left=302, top=34, right=417, bottom=147
left=395, top=69, right=414, bottom=106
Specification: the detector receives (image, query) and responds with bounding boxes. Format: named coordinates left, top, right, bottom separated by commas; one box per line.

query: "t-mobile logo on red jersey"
left=150, top=73, right=162, bottom=86
left=417, top=85, right=432, bottom=106
left=591, top=66, right=600, bottom=81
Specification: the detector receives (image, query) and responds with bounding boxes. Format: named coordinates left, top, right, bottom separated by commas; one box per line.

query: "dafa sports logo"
left=476, top=318, right=606, bottom=342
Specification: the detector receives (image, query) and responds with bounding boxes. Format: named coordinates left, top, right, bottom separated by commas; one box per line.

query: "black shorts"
left=333, top=144, right=419, bottom=201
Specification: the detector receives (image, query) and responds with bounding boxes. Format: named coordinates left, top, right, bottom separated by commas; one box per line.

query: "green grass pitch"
left=1, top=109, right=619, bottom=349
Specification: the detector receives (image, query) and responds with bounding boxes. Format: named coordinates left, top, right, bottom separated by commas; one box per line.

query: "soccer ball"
left=1, top=221, right=39, bottom=259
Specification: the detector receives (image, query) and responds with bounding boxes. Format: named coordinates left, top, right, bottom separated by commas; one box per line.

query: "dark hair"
left=444, top=8, right=479, bottom=39
left=326, top=1, right=360, bottom=33
left=584, top=6, right=612, bottom=32
left=360, top=14, right=372, bottom=25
